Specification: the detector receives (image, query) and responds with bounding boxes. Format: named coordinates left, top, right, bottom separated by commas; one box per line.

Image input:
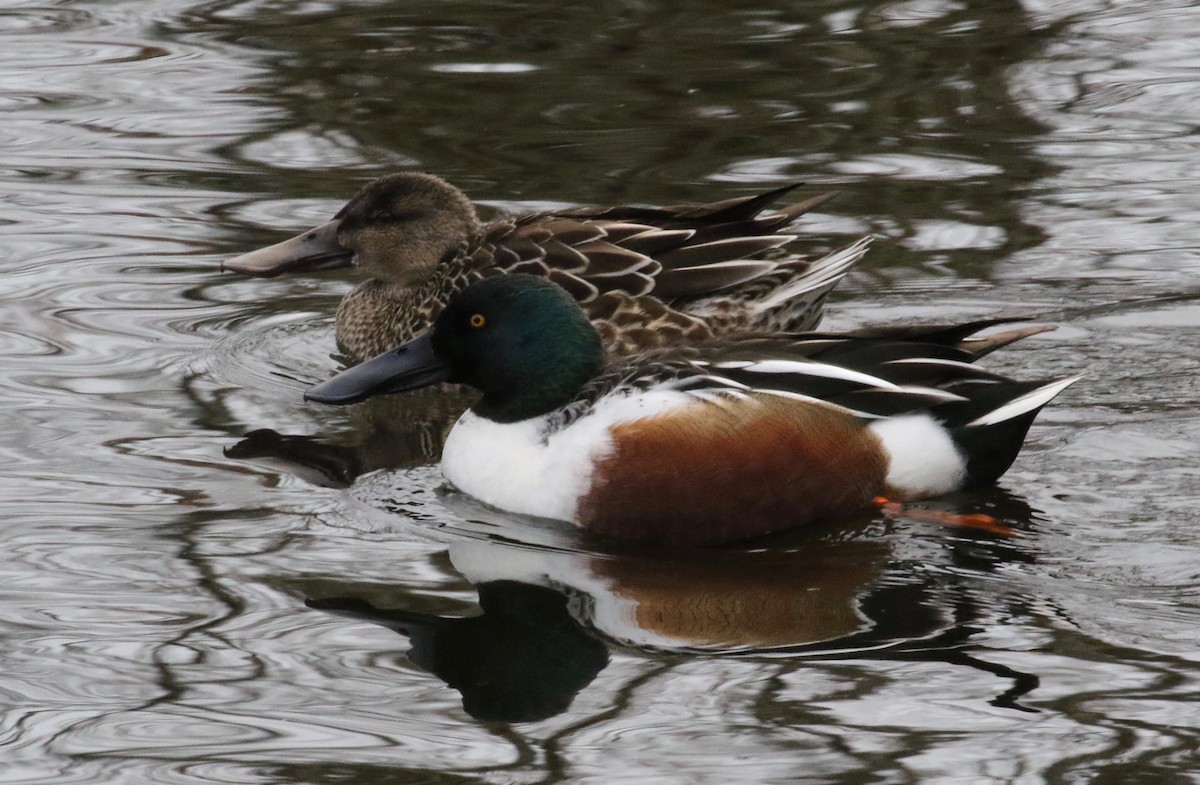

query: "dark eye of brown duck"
left=371, top=209, right=418, bottom=223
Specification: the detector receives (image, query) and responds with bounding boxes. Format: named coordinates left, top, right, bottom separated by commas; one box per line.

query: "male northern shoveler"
left=223, top=172, right=869, bottom=359
left=305, top=275, right=1078, bottom=546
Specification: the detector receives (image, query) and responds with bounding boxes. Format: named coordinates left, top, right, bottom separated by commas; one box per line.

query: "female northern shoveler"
left=223, top=172, right=869, bottom=359
left=305, top=275, right=1078, bottom=546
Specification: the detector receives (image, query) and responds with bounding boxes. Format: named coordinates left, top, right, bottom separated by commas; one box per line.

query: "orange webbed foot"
left=872, top=497, right=1013, bottom=537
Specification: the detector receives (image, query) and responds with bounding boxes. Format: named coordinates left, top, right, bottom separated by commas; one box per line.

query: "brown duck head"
left=223, top=173, right=481, bottom=287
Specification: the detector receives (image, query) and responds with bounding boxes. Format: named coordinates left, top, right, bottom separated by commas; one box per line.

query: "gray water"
left=2, top=0, right=1199, bottom=782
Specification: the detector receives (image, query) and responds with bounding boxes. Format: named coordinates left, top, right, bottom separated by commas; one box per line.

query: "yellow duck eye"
left=469, top=313, right=486, bottom=329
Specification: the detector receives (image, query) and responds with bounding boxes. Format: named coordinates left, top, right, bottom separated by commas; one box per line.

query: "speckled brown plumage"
left=227, top=173, right=870, bottom=361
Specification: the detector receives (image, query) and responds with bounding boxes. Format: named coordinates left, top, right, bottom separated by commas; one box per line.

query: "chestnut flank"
left=577, top=394, right=888, bottom=545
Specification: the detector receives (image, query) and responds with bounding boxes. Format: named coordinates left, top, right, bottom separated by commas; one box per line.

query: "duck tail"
left=777, top=190, right=840, bottom=222
left=944, top=375, right=1082, bottom=487
left=750, top=235, right=873, bottom=329
left=960, top=323, right=1057, bottom=359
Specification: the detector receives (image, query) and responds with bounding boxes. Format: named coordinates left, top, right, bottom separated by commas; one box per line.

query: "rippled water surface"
left=2, top=0, right=1199, bottom=782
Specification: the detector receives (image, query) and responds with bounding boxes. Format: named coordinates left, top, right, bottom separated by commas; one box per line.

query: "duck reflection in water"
left=223, top=383, right=476, bottom=483
left=302, top=491, right=1043, bottom=723
left=309, top=582, right=609, bottom=724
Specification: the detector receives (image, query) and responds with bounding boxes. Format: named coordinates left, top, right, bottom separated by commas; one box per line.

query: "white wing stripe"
left=886, top=358, right=984, bottom=372
left=729, top=360, right=899, bottom=389
left=967, top=375, right=1083, bottom=427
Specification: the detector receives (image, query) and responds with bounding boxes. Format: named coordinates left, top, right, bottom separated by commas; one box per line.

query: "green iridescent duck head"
left=306, top=274, right=604, bottom=423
